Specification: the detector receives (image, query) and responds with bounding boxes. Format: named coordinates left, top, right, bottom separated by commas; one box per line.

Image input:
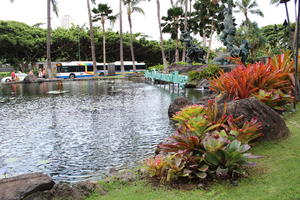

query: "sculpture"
left=214, top=0, right=250, bottom=64
left=180, top=31, right=206, bottom=64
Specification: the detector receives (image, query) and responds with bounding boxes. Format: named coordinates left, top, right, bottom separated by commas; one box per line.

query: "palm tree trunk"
left=120, top=0, right=125, bottom=75
left=102, top=21, right=107, bottom=73
left=170, top=0, right=174, bottom=7
left=182, top=0, right=188, bottom=62
left=206, top=30, right=214, bottom=63
left=189, top=0, right=192, bottom=19
left=128, top=12, right=136, bottom=73
left=156, top=0, right=168, bottom=71
left=47, top=0, right=52, bottom=78
left=87, top=0, right=97, bottom=76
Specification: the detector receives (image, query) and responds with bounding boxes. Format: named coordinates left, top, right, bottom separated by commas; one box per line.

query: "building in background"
left=61, top=15, right=74, bottom=29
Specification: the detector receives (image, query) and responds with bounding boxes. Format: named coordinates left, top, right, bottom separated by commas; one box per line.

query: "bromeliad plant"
left=210, top=51, right=296, bottom=111
left=143, top=101, right=262, bottom=183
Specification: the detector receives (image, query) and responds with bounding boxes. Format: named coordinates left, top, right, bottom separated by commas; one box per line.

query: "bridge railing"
left=144, top=69, right=188, bottom=88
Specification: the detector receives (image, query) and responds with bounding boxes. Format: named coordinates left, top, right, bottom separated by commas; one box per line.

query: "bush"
left=0, top=72, right=10, bottom=78
left=148, top=64, right=164, bottom=72
left=188, top=64, right=220, bottom=82
left=210, top=52, right=295, bottom=111
left=143, top=101, right=262, bottom=183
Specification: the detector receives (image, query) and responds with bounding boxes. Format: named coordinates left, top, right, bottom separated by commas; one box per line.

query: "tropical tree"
left=190, top=0, right=225, bottom=60
left=92, top=3, right=116, bottom=73
left=119, top=0, right=125, bottom=74
left=176, top=0, right=189, bottom=62
left=170, top=0, right=175, bottom=7
left=161, top=7, right=184, bottom=63
left=234, top=0, right=264, bottom=26
left=270, top=0, right=295, bottom=49
left=87, top=0, right=97, bottom=76
left=156, top=0, right=168, bottom=70
left=123, top=0, right=146, bottom=73
left=46, top=0, right=58, bottom=78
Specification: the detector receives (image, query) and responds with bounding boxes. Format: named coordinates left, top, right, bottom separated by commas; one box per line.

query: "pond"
left=0, top=79, right=206, bottom=182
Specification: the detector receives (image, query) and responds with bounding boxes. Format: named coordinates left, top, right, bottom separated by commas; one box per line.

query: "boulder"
left=225, top=97, right=290, bottom=141
left=0, top=173, right=55, bottom=200
left=23, top=181, right=107, bottom=200
left=168, top=97, right=193, bottom=118
left=23, top=75, right=36, bottom=83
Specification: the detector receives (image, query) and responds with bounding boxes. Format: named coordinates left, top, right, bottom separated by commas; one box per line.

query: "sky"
left=0, top=0, right=297, bottom=48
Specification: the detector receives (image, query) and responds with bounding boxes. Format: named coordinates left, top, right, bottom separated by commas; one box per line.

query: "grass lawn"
left=87, top=109, right=300, bottom=200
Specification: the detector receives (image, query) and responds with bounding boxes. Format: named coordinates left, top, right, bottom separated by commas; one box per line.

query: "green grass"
left=87, top=109, right=300, bottom=200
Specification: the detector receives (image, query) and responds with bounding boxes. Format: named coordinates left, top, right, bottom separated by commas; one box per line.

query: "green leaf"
left=205, top=152, right=220, bottom=166
left=216, top=167, right=228, bottom=176
left=198, top=164, right=209, bottom=172
left=195, top=172, right=207, bottom=179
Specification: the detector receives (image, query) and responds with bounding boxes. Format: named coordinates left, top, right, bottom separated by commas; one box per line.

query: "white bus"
left=56, top=61, right=146, bottom=79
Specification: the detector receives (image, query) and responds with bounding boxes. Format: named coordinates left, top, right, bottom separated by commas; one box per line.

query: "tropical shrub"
left=188, top=64, right=220, bottom=82
left=0, top=72, right=10, bottom=78
left=210, top=52, right=295, bottom=111
left=253, top=89, right=294, bottom=112
left=143, top=101, right=262, bottom=183
left=148, top=64, right=164, bottom=72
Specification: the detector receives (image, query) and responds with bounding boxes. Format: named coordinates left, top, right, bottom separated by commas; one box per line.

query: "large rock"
left=23, top=75, right=36, bottom=83
left=168, top=97, right=193, bottom=118
left=23, top=181, right=107, bottom=200
left=0, top=173, right=55, bottom=200
left=225, top=97, right=290, bottom=141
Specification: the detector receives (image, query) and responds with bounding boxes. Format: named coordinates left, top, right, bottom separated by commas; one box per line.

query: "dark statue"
left=180, top=31, right=206, bottom=64
left=214, top=0, right=250, bottom=64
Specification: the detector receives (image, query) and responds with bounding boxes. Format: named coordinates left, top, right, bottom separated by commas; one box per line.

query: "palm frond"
left=248, top=1, right=258, bottom=9
left=51, top=0, right=59, bottom=16
left=250, top=9, right=264, bottom=17
left=132, top=6, right=145, bottom=15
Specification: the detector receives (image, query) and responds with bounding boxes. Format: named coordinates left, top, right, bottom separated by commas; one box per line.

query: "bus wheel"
left=69, top=74, right=76, bottom=79
left=100, top=72, right=104, bottom=76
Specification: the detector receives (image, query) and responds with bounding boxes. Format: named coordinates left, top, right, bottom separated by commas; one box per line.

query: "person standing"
left=11, top=70, right=16, bottom=81
left=38, top=68, right=43, bottom=78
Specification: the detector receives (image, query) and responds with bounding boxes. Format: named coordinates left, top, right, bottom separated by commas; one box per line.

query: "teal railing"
left=144, top=70, right=188, bottom=88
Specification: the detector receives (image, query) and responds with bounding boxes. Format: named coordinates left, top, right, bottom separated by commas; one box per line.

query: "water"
left=0, top=79, right=206, bottom=182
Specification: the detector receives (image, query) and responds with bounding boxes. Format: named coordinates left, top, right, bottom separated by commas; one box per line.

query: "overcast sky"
left=0, top=0, right=297, bottom=47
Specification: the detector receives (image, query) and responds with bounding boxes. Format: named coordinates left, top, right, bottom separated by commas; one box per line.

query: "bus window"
left=115, top=65, right=121, bottom=71
left=97, top=65, right=104, bottom=71
left=78, top=65, right=85, bottom=72
left=59, top=66, right=69, bottom=72
left=87, top=65, right=93, bottom=72
left=136, top=65, right=146, bottom=70
left=124, top=65, right=132, bottom=71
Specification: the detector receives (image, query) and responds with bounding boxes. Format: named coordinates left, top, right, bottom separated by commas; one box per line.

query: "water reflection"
left=0, top=80, right=206, bottom=182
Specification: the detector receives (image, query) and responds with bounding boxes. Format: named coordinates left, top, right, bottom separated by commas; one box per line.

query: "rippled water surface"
left=0, top=79, right=204, bottom=182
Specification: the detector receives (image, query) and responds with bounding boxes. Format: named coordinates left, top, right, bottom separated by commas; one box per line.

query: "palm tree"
left=270, top=0, right=295, bottom=49
left=92, top=4, right=116, bottom=74
left=47, top=0, right=58, bottom=78
left=156, top=0, right=169, bottom=70
left=176, top=0, right=188, bottom=62
left=87, top=0, right=97, bottom=77
left=162, top=7, right=184, bottom=63
left=119, top=0, right=125, bottom=75
left=234, top=0, right=264, bottom=26
left=170, top=0, right=175, bottom=7
left=123, top=0, right=145, bottom=73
